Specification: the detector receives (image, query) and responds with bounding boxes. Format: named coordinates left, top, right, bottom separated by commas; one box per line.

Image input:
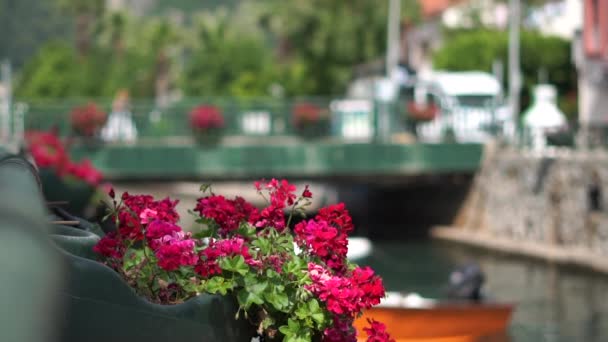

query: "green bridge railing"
left=16, top=97, right=509, bottom=145
left=8, top=97, right=499, bottom=179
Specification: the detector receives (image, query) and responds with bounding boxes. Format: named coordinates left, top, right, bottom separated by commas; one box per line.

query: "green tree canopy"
left=14, top=0, right=424, bottom=99
left=433, top=29, right=577, bottom=117
left=182, top=10, right=276, bottom=97
left=260, top=0, right=421, bottom=95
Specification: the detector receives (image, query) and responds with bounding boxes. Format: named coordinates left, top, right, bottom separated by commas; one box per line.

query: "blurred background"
left=2, top=0, right=608, bottom=341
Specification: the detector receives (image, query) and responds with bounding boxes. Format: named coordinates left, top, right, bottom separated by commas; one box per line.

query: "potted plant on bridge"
left=70, top=102, right=107, bottom=143
left=189, top=105, right=225, bottom=146
left=92, top=180, right=394, bottom=341
left=292, top=102, right=330, bottom=139
left=25, top=130, right=105, bottom=218
left=406, top=101, right=438, bottom=122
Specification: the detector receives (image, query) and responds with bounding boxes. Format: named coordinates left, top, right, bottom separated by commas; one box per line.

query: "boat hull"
left=354, top=303, right=513, bottom=342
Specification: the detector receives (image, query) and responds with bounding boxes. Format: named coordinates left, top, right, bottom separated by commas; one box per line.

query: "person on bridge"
left=101, top=90, right=138, bottom=143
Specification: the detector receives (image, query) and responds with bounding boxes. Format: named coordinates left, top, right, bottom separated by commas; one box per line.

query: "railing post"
left=0, top=60, right=11, bottom=144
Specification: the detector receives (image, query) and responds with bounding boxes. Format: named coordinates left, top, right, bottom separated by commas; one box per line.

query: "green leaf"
left=280, top=320, right=311, bottom=342
left=205, top=276, right=236, bottom=295
left=199, top=183, right=211, bottom=193
left=265, top=290, right=290, bottom=311
left=237, top=289, right=264, bottom=309
left=237, top=222, right=257, bottom=238
left=218, top=255, right=249, bottom=275
left=261, top=316, right=275, bottom=330
left=122, top=248, right=145, bottom=270
left=308, top=298, right=320, bottom=312
left=247, top=280, right=268, bottom=295
left=278, top=324, right=292, bottom=337
left=252, top=236, right=271, bottom=254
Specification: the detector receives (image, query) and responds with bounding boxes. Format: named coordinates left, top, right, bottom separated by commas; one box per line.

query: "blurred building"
left=573, top=0, right=608, bottom=143
left=406, top=0, right=510, bottom=73
left=527, top=0, right=582, bottom=39
left=106, top=0, right=155, bottom=16
left=406, top=0, right=582, bottom=73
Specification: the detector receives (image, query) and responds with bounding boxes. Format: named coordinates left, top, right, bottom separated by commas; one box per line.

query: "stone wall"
left=457, top=144, right=608, bottom=256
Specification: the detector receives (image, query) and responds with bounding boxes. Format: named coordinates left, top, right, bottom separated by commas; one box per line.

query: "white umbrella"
left=522, top=84, right=567, bottom=129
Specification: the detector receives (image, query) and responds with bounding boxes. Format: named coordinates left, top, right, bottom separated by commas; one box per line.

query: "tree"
left=57, top=0, right=105, bottom=56
left=182, top=10, right=275, bottom=97
left=0, top=0, right=70, bottom=68
left=258, top=0, right=421, bottom=95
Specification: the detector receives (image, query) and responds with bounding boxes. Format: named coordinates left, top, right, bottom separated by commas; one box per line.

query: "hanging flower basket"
left=292, top=102, right=330, bottom=139
left=91, top=180, right=395, bottom=341
left=406, top=102, right=439, bottom=122
left=49, top=224, right=254, bottom=342
left=25, top=130, right=105, bottom=217
left=189, top=105, right=225, bottom=146
left=70, top=103, right=107, bottom=138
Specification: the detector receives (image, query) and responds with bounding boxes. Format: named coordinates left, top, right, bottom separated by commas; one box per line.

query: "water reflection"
left=357, top=239, right=608, bottom=342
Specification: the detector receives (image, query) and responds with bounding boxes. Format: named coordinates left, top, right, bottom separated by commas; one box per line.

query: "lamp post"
left=508, top=0, right=522, bottom=129
left=0, top=60, right=11, bottom=144
left=386, top=0, right=401, bottom=78
left=374, top=0, right=401, bottom=143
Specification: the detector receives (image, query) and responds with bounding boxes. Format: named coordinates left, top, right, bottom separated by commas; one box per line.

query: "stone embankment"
left=433, top=142, right=608, bottom=273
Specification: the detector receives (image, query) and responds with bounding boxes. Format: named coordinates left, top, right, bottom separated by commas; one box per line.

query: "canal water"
left=357, top=239, right=608, bottom=342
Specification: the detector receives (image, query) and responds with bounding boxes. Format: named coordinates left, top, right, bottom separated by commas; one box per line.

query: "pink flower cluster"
left=292, top=102, right=326, bottom=128
left=126, top=196, right=192, bottom=272
left=194, top=195, right=260, bottom=236
left=196, top=179, right=299, bottom=234
left=25, top=130, right=104, bottom=186
left=189, top=105, right=224, bottom=132
left=92, top=231, right=124, bottom=259
left=92, top=181, right=394, bottom=341
left=70, top=102, right=106, bottom=137
left=254, top=179, right=297, bottom=231
left=294, top=203, right=353, bottom=273
left=154, top=231, right=198, bottom=271
left=94, top=192, right=193, bottom=273
left=145, top=220, right=182, bottom=248
left=322, top=316, right=357, bottom=342
left=363, top=319, right=395, bottom=342
left=307, top=263, right=385, bottom=316
left=67, top=159, right=103, bottom=185
left=114, top=193, right=180, bottom=241
left=195, top=237, right=257, bottom=277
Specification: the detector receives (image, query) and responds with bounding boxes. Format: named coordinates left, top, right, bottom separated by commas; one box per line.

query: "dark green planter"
left=193, top=129, right=223, bottom=147
left=49, top=226, right=256, bottom=342
left=0, top=151, right=65, bottom=342
left=50, top=225, right=101, bottom=260
left=39, top=168, right=96, bottom=218
left=296, top=122, right=329, bottom=140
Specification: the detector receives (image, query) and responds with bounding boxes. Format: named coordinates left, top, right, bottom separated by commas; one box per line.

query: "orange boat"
left=353, top=293, right=514, bottom=342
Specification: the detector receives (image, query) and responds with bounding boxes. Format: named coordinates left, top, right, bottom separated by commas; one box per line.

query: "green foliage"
left=15, top=41, right=153, bottom=99
left=15, top=42, right=79, bottom=99
left=180, top=9, right=276, bottom=97
left=13, top=0, right=424, bottom=99
left=0, top=0, right=71, bottom=68
left=261, top=0, right=420, bottom=95
left=433, top=29, right=577, bottom=117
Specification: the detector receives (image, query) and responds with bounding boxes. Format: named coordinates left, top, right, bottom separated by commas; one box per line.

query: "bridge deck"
left=70, top=141, right=484, bottom=181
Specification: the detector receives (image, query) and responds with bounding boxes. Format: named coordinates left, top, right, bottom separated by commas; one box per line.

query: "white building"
left=527, top=0, right=582, bottom=40
left=573, top=0, right=608, bottom=145
left=406, top=0, right=582, bottom=73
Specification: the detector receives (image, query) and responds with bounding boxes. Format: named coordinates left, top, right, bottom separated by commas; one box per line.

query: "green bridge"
left=70, top=142, right=483, bottom=181
left=21, top=97, right=491, bottom=181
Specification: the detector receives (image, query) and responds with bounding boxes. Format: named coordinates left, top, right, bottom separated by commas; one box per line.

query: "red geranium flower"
left=70, top=103, right=106, bottom=137
left=363, top=319, right=395, bottom=342
left=189, top=105, right=224, bottom=133
left=292, top=102, right=327, bottom=128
